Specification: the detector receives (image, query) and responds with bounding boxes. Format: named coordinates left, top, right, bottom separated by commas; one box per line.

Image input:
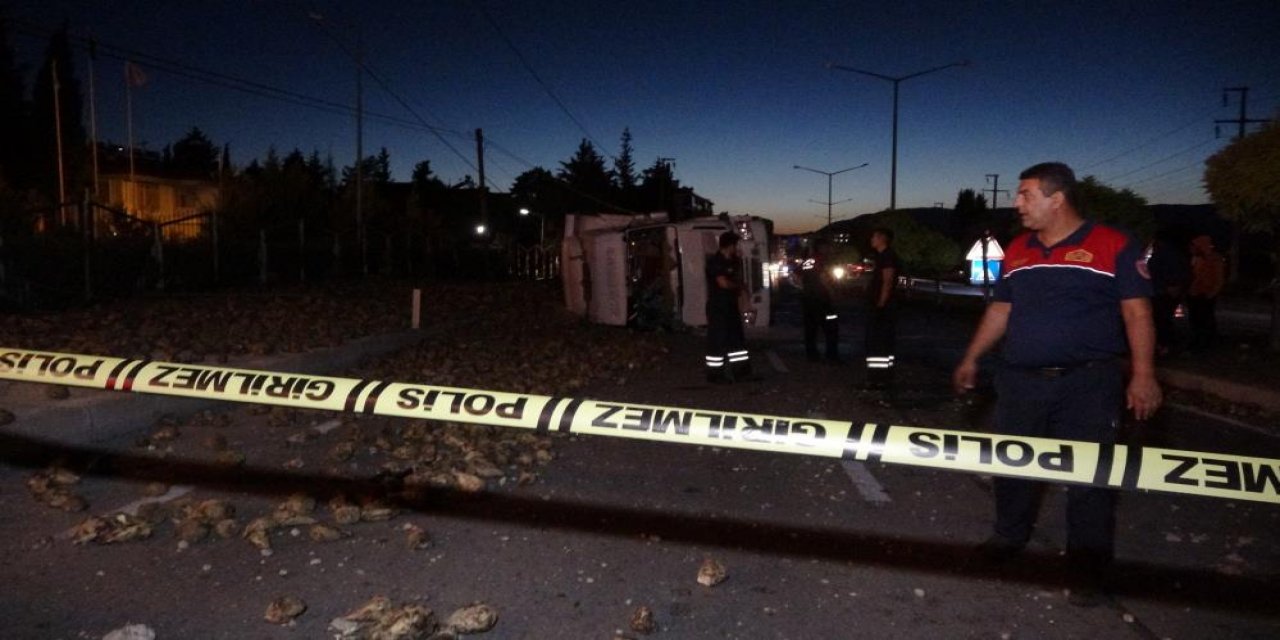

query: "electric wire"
left=1122, top=160, right=1203, bottom=189
left=470, top=0, right=608, bottom=159
left=1078, top=103, right=1221, bottom=171
left=9, top=19, right=471, bottom=140
left=302, top=12, right=486, bottom=185
left=304, top=5, right=635, bottom=214
left=11, top=14, right=664, bottom=215
left=1101, top=137, right=1217, bottom=183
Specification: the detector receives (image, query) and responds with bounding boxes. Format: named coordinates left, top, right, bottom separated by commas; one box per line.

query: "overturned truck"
left=562, top=213, right=772, bottom=329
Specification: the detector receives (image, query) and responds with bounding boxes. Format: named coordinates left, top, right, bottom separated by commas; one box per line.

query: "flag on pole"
left=125, top=61, right=148, bottom=87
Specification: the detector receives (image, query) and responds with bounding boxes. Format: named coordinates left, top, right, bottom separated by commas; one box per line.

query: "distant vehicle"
left=562, top=213, right=773, bottom=329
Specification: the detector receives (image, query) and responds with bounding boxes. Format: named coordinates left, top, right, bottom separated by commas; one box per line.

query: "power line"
left=302, top=11, right=484, bottom=185
left=15, top=14, right=636, bottom=210
left=1100, top=137, right=1217, bottom=183
left=470, top=0, right=609, bottom=158
left=1141, top=176, right=1206, bottom=202
left=1122, top=160, right=1202, bottom=189
left=10, top=19, right=471, bottom=140
left=1078, top=103, right=1221, bottom=171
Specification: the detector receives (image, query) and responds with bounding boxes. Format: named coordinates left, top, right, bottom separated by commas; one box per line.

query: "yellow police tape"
left=2, top=348, right=1277, bottom=505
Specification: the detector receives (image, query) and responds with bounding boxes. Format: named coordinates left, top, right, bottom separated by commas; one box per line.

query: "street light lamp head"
left=475, top=224, right=487, bottom=235
left=519, top=208, right=530, bottom=216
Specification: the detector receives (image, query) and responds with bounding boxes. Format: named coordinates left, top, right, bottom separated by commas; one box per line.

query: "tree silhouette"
left=1204, top=119, right=1280, bottom=350
left=558, top=139, right=613, bottom=213
left=639, top=157, right=676, bottom=216
left=952, top=187, right=988, bottom=241
left=170, top=127, right=218, bottom=178
left=1077, top=176, right=1151, bottom=240
left=614, top=128, right=637, bottom=208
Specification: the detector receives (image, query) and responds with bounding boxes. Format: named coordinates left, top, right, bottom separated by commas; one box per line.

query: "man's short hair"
left=1019, top=162, right=1081, bottom=212
left=718, top=231, right=739, bottom=248
left=871, top=227, right=894, bottom=244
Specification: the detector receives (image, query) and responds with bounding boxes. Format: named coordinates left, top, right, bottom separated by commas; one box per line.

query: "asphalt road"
left=0, top=288, right=1276, bottom=639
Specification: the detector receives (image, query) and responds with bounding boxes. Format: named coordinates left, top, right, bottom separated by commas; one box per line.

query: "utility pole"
left=794, top=163, right=869, bottom=228
left=1213, top=86, right=1268, bottom=284
left=476, top=128, right=488, bottom=231
left=1214, top=87, right=1268, bottom=141
left=52, top=60, right=68, bottom=227
left=827, top=61, right=968, bottom=210
left=307, top=11, right=366, bottom=274
left=355, top=26, right=366, bottom=276
left=983, top=174, right=1008, bottom=209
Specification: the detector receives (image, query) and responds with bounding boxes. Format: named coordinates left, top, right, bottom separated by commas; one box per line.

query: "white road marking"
left=840, top=460, right=891, bottom=503
left=766, top=350, right=788, bottom=374
left=57, top=485, right=195, bottom=540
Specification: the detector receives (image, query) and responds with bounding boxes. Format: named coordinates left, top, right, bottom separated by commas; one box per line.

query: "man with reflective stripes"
left=864, top=228, right=899, bottom=389
left=953, top=162, right=1162, bottom=607
left=799, top=240, right=840, bottom=363
left=705, top=231, right=751, bottom=383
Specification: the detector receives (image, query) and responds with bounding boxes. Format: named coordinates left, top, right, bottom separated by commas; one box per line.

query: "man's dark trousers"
left=992, top=362, right=1124, bottom=573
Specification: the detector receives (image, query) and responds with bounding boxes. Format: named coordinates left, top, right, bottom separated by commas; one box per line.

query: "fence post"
left=383, top=233, right=392, bottom=276
left=152, top=222, right=165, bottom=291
left=82, top=190, right=92, bottom=302
left=212, top=207, right=220, bottom=285
left=298, top=218, right=306, bottom=282
left=258, top=228, right=268, bottom=286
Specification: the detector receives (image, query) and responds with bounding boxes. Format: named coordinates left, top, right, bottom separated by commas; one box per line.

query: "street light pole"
left=309, top=11, right=366, bottom=275
left=793, top=163, right=869, bottom=228
left=827, top=61, right=968, bottom=210
left=519, top=207, right=544, bottom=245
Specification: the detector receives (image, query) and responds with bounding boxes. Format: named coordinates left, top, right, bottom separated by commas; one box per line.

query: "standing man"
left=864, top=228, right=900, bottom=390
left=1146, top=229, right=1191, bottom=356
left=705, top=231, right=751, bottom=383
left=952, top=162, right=1162, bottom=607
left=800, top=239, right=840, bottom=363
left=1187, top=234, right=1225, bottom=350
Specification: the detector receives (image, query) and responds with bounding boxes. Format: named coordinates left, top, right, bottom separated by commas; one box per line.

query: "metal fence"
left=0, top=197, right=564, bottom=310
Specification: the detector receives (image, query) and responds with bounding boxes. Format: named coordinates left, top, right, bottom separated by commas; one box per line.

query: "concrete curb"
left=1, top=329, right=428, bottom=447
left=1159, top=367, right=1280, bottom=414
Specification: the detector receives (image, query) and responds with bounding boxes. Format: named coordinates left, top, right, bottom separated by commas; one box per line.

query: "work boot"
left=1066, top=555, right=1113, bottom=607
left=976, top=535, right=1025, bottom=564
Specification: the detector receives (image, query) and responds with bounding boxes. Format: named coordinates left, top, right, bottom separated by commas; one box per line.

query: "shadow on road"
left=2, top=431, right=1274, bottom=617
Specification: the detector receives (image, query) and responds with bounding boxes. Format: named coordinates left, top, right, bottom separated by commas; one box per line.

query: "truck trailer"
left=561, top=213, right=772, bottom=329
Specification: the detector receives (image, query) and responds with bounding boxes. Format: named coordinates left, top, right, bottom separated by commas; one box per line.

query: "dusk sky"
left=7, top=1, right=1279, bottom=233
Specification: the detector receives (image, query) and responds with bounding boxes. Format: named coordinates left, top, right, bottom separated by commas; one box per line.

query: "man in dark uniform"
left=1146, top=229, right=1191, bottom=356
left=705, top=231, right=751, bottom=383
left=953, top=162, right=1162, bottom=607
left=864, top=228, right=900, bottom=389
left=799, top=240, right=840, bottom=363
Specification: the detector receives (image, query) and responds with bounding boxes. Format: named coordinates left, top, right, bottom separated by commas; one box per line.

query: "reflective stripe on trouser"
left=865, top=355, right=895, bottom=369
left=803, top=297, right=839, bottom=359
left=707, top=301, right=747, bottom=373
